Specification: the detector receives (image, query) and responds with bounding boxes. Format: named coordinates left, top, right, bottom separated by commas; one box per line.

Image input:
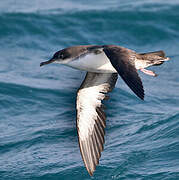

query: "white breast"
left=67, top=52, right=117, bottom=73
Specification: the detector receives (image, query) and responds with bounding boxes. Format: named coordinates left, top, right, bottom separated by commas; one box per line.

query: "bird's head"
left=40, top=48, right=72, bottom=67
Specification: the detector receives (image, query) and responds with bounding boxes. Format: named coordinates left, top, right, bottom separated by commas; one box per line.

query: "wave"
left=0, top=1, right=178, bottom=179
left=0, top=3, right=179, bottom=46
left=1, top=0, right=179, bottom=13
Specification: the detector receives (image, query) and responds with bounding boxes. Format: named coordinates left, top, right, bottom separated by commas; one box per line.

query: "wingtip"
left=141, top=94, right=145, bottom=100
left=138, top=92, right=145, bottom=100
left=88, top=169, right=95, bottom=176
left=85, top=163, right=95, bottom=176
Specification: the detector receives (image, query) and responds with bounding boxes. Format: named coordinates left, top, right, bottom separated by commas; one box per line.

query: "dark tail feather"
left=139, top=50, right=165, bottom=58
left=138, top=50, right=170, bottom=66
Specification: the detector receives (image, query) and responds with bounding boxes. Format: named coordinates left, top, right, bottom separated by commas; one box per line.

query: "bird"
left=40, top=45, right=170, bottom=176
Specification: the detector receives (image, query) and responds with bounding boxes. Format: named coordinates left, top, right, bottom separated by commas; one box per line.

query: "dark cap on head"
left=40, top=45, right=95, bottom=67
left=40, top=49, right=70, bottom=67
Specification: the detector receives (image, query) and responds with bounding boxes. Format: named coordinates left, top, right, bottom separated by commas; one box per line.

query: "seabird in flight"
left=40, top=45, right=170, bottom=176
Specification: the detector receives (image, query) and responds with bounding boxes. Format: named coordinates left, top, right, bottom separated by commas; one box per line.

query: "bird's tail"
left=138, top=50, right=170, bottom=66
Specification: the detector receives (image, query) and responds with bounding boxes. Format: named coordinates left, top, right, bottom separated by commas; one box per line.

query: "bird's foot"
left=140, top=68, right=157, bottom=77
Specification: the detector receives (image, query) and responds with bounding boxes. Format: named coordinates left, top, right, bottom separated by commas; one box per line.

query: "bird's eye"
left=59, top=54, right=64, bottom=59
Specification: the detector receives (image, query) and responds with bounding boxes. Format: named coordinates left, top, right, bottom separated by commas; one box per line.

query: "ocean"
left=0, top=0, right=179, bottom=179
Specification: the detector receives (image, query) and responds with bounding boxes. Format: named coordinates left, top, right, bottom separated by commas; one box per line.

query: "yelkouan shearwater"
left=40, top=45, right=170, bottom=176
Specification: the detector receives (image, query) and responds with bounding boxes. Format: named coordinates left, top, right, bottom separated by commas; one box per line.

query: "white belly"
left=66, top=52, right=117, bottom=73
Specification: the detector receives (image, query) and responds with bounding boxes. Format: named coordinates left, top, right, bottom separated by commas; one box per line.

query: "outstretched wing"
left=103, top=46, right=144, bottom=100
left=76, top=72, right=118, bottom=176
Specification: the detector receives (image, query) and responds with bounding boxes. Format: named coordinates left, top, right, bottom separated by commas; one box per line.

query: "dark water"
left=0, top=0, right=179, bottom=179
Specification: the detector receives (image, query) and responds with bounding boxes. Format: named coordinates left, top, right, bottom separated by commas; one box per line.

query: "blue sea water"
left=0, top=0, right=179, bottom=179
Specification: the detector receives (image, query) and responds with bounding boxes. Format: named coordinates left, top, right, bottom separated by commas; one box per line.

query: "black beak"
left=40, top=58, right=55, bottom=67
